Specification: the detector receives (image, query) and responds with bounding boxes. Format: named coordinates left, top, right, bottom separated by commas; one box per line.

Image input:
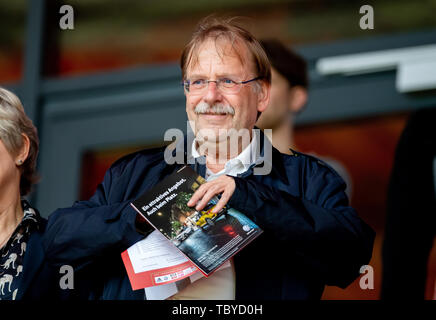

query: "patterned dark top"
left=0, top=200, right=41, bottom=300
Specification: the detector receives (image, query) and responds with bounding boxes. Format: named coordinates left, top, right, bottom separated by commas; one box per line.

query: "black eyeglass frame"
left=182, top=76, right=263, bottom=93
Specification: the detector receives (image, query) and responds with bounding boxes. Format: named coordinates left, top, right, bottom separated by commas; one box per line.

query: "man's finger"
left=212, top=190, right=231, bottom=213
left=195, top=188, right=219, bottom=211
left=187, top=184, right=208, bottom=207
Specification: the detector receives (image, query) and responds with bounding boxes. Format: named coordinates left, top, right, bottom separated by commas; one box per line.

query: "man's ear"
left=257, top=81, right=271, bottom=113
left=16, top=133, right=30, bottom=165
left=289, top=86, right=307, bottom=114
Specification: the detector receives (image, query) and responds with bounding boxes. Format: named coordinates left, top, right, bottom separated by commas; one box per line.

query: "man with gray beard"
left=43, top=17, right=375, bottom=300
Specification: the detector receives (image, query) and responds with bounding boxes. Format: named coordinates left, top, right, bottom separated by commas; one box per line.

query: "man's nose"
left=203, top=81, right=223, bottom=104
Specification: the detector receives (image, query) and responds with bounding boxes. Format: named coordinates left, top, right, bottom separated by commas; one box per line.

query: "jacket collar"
left=171, top=127, right=288, bottom=184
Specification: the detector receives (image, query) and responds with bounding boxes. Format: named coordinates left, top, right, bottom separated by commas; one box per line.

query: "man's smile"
left=197, top=113, right=232, bottom=126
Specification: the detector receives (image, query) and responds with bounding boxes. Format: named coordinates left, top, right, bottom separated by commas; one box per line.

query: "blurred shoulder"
left=283, top=148, right=343, bottom=178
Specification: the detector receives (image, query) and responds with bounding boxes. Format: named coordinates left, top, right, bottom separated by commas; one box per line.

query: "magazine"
left=130, top=165, right=263, bottom=276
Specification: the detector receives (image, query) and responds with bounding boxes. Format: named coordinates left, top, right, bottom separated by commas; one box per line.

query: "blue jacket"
left=42, top=138, right=375, bottom=300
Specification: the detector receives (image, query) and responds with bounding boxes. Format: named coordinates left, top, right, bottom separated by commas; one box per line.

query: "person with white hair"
left=0, top=87, right=64, bottom=300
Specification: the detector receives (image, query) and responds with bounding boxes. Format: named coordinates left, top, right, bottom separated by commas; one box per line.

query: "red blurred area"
left=223, top=225, right=236, bottom=237
left=50, top=48, right=181, bottom=77
left=0, top=52, right=23, bottom=83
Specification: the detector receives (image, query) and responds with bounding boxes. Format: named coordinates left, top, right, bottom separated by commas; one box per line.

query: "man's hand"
left=187, top=175, right=236, bottom=213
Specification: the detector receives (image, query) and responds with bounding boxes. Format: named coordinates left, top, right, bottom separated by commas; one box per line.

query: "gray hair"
left=0, top=87, right=39, bottom=195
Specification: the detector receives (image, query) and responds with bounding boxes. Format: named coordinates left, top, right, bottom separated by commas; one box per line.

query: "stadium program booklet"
left=121, top=165, right=262, bottom=297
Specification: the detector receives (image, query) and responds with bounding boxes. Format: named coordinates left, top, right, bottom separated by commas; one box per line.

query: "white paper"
left=145, top=282, right=179, bottom=300
left=127, top=230, right=189, bottom=274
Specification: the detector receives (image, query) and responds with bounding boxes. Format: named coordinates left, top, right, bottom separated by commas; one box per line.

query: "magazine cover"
left=131, top=166, right=263, bottom=276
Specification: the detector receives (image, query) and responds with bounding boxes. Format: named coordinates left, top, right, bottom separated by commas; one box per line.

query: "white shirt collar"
left=191, top=133, right=259, bottom=180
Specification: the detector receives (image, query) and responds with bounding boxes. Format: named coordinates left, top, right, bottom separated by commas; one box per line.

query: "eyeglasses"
left=182, top=76, right=262, bottom=95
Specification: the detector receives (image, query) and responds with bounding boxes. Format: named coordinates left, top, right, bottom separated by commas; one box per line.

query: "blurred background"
left=1, top=0, right=435, bottom=299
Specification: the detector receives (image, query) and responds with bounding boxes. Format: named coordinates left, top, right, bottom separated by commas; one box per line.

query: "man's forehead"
left=186, top=38, right=254, bottom=75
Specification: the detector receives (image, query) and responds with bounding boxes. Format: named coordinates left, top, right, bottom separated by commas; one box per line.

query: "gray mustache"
left=194, top=102, right=235, bottom=115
